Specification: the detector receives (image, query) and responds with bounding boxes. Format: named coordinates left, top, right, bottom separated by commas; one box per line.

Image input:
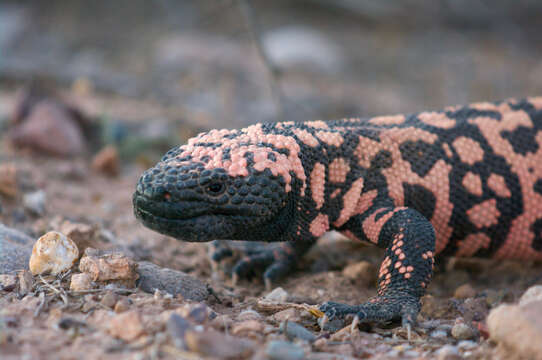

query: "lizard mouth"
left=133, top=192, right=211, bottom=221
left=132, top=192, right=249, bottom=242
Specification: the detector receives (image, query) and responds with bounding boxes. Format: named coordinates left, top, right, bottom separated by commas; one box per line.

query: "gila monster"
left=133, top=97, right=542, bottom=330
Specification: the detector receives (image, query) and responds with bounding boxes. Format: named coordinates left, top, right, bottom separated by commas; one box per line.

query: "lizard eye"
left=206, top=181, right=225, bottom=195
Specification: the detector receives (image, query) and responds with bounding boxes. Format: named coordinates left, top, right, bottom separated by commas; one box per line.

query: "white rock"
left=29, top=231, right=79, bottom=275
left=519, top=285, right=542, bottom=307
left=265, top=287, right=288, bottom=303
left=263, top=26, right=345, bottom=73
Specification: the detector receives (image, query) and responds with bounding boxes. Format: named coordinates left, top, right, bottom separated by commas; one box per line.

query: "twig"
left=38, top=274, right=69, bottom=306
left=238, top=0, right=285, bottom=121
left=34, top=291, right=46, bottom=317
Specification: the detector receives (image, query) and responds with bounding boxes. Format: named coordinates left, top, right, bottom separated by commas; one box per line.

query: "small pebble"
left=436, top=344, right=461, bottom=360
left=454, top=283, right=476, bottom=299
left=0, top=164, right=18, bottom=197
left=29, top=231, right=79, bottom=275
left=210, top=314, right=233, bottom=331
left=92, top=145, right=120, bottom=177
left=280, top=320, right=316, bottom=342
left=272, top=308, right=302, bottom=323
left=237, top=309, right=262, bottom=321
left=265, top=340, right=305, bottom=360
left=17, top=270, right=34, bottom=295
left=100, top=291, right=117, bottom=308
left=457, top=340, right=477, bottom=350
left=451, top=322, right=476, bottom=340
left=185, top=330, right=254, bottom=358
left=114, top=297, right=131, bottom=313
left=70, top=273, right=93, bottom=291
left=265, top=287, right=289, bottom=302
left=231, top=320, right=264, bottom=336
left=107, top=310, right=145, bottom=341
left=0, top=275, right=17, bottom=291
left=22, top=190, right=46, bottom=216
left=429, top=329, right=448, bottom=339
left=167, top=313, right=191, bottom=349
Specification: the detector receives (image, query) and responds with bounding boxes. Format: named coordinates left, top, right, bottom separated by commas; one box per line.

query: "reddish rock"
left=0, top=164, right=18, bottom=198
left=79, top=248, right=139, bottom=287
left=9, top=100, right=86, bottom=157
left=70, top=273, right=93, bottom=292
left=107, top=310, right=145, bottom=341
left=92, top=145, right=120, bottom=176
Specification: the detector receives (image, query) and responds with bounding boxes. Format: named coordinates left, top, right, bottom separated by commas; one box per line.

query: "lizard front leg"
left=209, top=239, right=315, bottom=290
left=321, top=206, right=435, bottom=331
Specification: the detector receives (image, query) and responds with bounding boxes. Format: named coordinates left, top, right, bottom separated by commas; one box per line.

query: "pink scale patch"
left=177, top=123, right=307, bottom=195
left=467, top=199, right=500, bottom=228
left=292, top=128, right=319, bottom=147
left=309, top=213, right=329, bottom=237
left=330, top=188, right=341, bottom=199
left=334, top=178, right=364, bottom=227
left=418, top=112, right=456, bottom=129
left=315, top=131, right=344, bottom=147
left=305, top=120, right=329, bottom=129
left=452, top=137, right=484, bottom=165
left=369, top=114, right=405, bottom=125
left=328, top=158, right=350, bottom=183
left=310, top=163, right=326, bottom=210
left=455, top=233, right=491, bottom=257
left=462, top=172, right=483, bottom=196
left=487, top=173, right=511, bottom=198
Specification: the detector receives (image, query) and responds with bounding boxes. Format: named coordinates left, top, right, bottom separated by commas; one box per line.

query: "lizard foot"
left=208, top=241, right=297, bottom=290
left=319, top=291, right=420, bottom=334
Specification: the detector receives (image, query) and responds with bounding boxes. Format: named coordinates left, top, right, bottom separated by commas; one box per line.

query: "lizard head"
left=133, top=124, right=306, bottom=241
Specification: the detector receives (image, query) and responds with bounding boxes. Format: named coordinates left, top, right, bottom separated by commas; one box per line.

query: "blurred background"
left=1, top=1, right=542, bottom=143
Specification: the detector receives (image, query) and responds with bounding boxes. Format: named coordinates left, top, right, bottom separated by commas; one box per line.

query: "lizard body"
left=134, top=97, right=542, bottom=327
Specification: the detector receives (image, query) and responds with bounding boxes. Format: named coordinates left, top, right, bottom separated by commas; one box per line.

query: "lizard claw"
left=350, top=315, right=359, bottom=333
left=264, top=278, right=272, bottom=292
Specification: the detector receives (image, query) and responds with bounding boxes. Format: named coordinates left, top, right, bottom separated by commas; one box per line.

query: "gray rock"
left=167, top=313, right=191, bottom=349
left=280, top=320, right=316, bottom=342
left=23, top=190, right=46, bottom=216
left=436, top=344, right=461, bottom=360
left=265, top=340, right=305, bottom=360
left=429, top=329, right=449, bottom=339
left=451, top=322, right=476, bottom=340
left=136, top=261, right=208, bottom=301
left=0, top=223, right=33, bottom=274
left=317, top=315, right=345, bottom=333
